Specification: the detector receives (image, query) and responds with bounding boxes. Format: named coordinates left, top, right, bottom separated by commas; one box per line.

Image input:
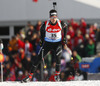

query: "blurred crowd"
left=0, top=18, right=99, bottom=81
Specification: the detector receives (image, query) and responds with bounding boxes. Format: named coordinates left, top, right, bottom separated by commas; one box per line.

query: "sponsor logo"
left=81, top=64, right=90, bottom=68
left=46, top=28, right=61, bottom=33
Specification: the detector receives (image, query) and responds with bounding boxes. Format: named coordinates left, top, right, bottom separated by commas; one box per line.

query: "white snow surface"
left=0, top=81, right=100, bottom=86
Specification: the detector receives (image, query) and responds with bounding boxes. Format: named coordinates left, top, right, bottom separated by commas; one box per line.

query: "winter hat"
left=49, top=9, right=57, bottom=17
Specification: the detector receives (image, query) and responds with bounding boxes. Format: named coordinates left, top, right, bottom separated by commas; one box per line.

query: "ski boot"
left=54, top=71, right=60, bottom=81
left=21, top=73, right=33, bottom=83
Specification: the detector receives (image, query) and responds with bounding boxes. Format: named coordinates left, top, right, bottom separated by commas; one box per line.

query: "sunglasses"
left=50, top=16, right=57, bottom=19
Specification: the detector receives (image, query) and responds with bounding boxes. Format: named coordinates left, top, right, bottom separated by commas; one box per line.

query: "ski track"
left=0, top=81, right=100, bottom=86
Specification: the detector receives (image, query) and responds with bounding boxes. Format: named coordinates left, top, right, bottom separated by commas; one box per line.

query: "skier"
left=21, top=9, right=67, bottom=82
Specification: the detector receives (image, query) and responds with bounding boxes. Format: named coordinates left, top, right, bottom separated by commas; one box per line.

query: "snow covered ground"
left=0, top=81, right=100, bottom=86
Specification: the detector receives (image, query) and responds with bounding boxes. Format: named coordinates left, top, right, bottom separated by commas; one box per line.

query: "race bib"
left=45, top=19, right=62, bottom=42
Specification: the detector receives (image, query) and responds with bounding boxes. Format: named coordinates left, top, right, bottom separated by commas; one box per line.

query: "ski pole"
left=42, top=49, right=46, bottom=69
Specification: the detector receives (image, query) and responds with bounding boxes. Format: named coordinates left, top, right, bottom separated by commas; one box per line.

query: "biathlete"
left=21, top=9, right=67, bottom=82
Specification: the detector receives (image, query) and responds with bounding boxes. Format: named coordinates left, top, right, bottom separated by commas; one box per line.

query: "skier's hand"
left=63, top=38, right=67, bottom=44
left=39, top=40, right=43, bottom=47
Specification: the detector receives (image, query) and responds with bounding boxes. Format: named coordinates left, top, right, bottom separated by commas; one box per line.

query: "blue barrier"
left=79, top=57, right=100, bottom=73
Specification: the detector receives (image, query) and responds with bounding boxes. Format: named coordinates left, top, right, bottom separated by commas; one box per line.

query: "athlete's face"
left=50, top=16, right=57, bottom=24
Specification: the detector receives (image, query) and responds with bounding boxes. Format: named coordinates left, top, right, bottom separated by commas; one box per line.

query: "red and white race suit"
left=45, top=19, right=62, bottom=42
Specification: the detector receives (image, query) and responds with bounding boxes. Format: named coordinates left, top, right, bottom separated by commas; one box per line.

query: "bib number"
left=51, top=34, right=57, bottom=39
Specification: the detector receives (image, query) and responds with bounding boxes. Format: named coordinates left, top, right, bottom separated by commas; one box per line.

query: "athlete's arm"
left=61, top=21, right=68, bottom=39
left=40, top=22, right=45, bottom=42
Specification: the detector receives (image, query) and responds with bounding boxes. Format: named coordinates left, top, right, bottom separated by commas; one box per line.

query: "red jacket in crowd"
left=74, top=35, right=84, bottom=47
left=67, top=76, right=75, bottom=81
left=17, top=39, right=33, bottom=52
left=70, top=20, right=79, bottom=32
left=67, top=31, right=75, bottom=39
left=89, top=28, right=95, bottom=42
left=79, top=21, right=87, bottom=36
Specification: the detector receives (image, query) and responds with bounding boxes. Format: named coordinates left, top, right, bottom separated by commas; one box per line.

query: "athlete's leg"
left=21, top=42, right=51, bottom=82
left=55, top=43, right=62, bottom=72
left=31, top=42, right=51, bottom=73
left=53, top=43, right=62, bottom=81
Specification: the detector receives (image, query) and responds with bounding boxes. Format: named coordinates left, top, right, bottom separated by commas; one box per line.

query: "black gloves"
left=39, top=40, right=43, bottom=47
left=63, top=38, right=67, bottom=44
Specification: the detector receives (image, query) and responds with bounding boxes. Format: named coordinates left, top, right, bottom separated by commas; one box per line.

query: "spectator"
left=20, top=21, right=32, bottom=37
left=19, top=30, right=26, bottom=41
left=50, top=62, right=56, bottom=76
left=85, top=39, right=95, bottom=57
left=22, top=57, right=32, bottom=72
left=96, top=27, right=100, bottom=42
left=60, top=71, right=66, bottom=81
left=35, top=69, right=41, bottom=81
left=36, top=43, right=41, bottom=55
left=16, top=71, right=25, bottom=81
left=81, top=71, right=87, bottom=80
left=93, top=23, right=98, bottom=54
left=89, top=25, right=95, bottom=42
left=62, top=44, right=72, bottom=63
left=65, top=60, right=75, bottom=79
left=43, top=70, right=49, bottom=81
left=24, top=39, right=33, bottom=57
left=17, top=38, right=33, bottom=57
left=18, top=48, right=25, bottom=60
left=30, top=33, right=38, bottom=51
left=8, top=36, right=18, bottom=52
left=48, top=73, right=55, bottom=81
left=67, top=25, right=75, bottom=39
left=73, top=50, right=82, bottom=62
left=15, top=62, right=25, bottom=79
left=74, top=29, right=84, bottom=47
left=74, top=40, right=85, bottom=57
left=84, top=34, right=90, bottom=47
left=93, top=23, right=98, bottom=34
left=13, top=52, right=22, bottom=67
left=35, top=20, right=42, bottom=31
left=32, top=76, right=38, bottom=81
left=3, top=55, right=10, bottom=65
left=3, top=63, right=11, bottom=80
left=74, top=69, right=84, bottom=81
left=66, top=35, right=73, bottom=50
left=31, top=51, right=37, bottom=62
left=61, top=59, right=66, bottom=71
left=66, top=72, right=74, bottom=81
left=79, top=18, right=87, bottom=36
left=68, top=18, right=79, bottom=32
left=5, top=64, right=16, bottom=81
left=72, top=51, right=82, bottom=70
left=26, top=25, right=36, bottom=42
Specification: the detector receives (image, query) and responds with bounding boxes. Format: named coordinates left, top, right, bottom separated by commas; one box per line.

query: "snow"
left=0, top=81, right=100, bottom=86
